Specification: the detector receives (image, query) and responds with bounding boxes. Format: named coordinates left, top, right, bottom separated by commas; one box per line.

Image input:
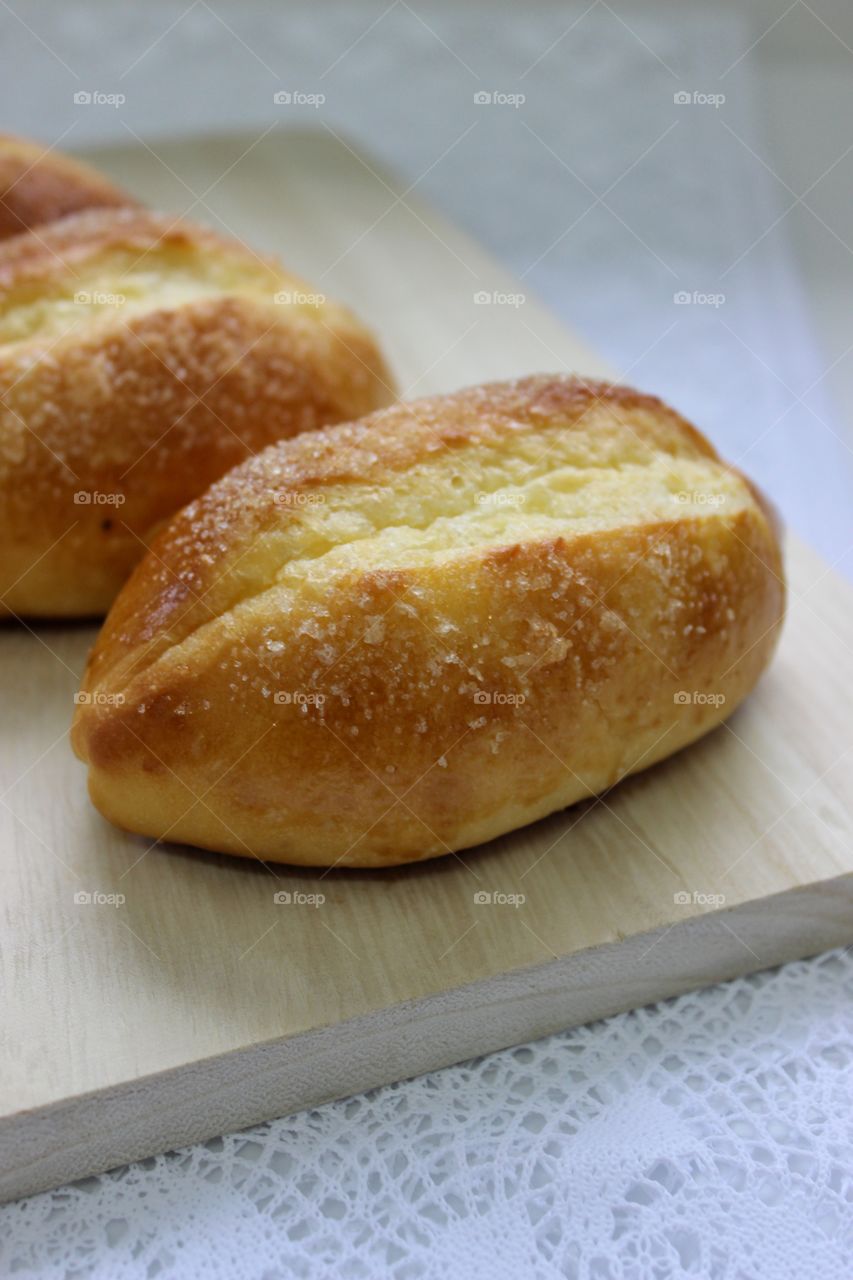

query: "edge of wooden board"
left=3, top=871, right=852, bottom=1204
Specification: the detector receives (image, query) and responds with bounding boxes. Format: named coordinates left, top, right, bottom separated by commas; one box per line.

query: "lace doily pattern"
left=3, top=949, right=852, bottom=1278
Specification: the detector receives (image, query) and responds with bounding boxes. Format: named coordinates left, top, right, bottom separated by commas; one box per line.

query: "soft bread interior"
left=252, top=429, right=754, bottom=587
left=0, top=245, right=312, bottom=347
left=110, top=413, right=758, bottom=691
left=90, top=401, right=761, bottom=697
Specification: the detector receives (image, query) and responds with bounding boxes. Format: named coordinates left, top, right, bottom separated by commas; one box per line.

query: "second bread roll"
left=0, top=208, right=394, bottom=615
left=0, top=133, right=136, bottom=238
left=72, top=375, right=785, bottom=868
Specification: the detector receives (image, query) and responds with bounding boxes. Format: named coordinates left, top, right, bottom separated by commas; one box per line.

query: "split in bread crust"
left=0, top=134, right=136, bottom=240
left=0, top=207, right=395, bottom=616
left=72, top=375, right=786, bottom=869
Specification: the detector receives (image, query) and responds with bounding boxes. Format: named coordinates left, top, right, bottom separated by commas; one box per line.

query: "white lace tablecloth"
left=1, top=4, right=851, bottom=1277
left=5, top=952, right=853, bottom=1278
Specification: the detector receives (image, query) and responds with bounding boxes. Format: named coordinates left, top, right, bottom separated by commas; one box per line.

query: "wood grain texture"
left=1, top=129, right=851, bottom=1203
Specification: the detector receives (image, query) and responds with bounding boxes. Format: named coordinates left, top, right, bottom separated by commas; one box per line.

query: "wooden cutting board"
left=1, top=129, right=851, bottom=1204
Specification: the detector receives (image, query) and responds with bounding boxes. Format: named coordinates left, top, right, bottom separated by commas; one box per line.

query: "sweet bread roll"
left=0, top=207, right=394, bottom=616
left=0, top=134, right=135, bottom=238
left=72, top=375, right=785, bottom=868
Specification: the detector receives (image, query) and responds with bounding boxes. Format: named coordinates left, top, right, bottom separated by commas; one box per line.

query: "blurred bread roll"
left=0, top=134, right=136, bottom=239
left=72, top=375, right=785, bottom=868
left=0, top=207, right=394, bottom=616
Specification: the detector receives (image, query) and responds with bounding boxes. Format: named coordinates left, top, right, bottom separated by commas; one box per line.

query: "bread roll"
left=0, top=208, right=394, bottom=616
left=72, top=375, right=785, bottom=868
left=0, top=134, right=135, bottom=238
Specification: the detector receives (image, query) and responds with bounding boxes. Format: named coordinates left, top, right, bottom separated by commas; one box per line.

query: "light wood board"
left=1, top=129, right=852, bottom=1204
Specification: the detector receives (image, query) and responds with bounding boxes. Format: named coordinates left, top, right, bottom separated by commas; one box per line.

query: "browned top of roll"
left=77, top=373, right=780, bottom=702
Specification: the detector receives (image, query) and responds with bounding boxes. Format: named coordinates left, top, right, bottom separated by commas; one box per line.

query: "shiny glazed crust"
left=72, top=375, right=786, bottom=868
left=0, top=134, right=135, bottom=238
left=0, top=208, right=395, bottom=616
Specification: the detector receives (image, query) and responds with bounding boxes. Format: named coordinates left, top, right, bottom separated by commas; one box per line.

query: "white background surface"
left=1, top=3, right=852, bottom=1277
left=0, top=0, right=851, bottom=565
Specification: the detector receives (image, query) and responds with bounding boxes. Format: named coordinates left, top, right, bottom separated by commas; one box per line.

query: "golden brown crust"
left=0, top=204, right=270, bottom=286
left=72, top=375, right=786, bottom=868
left=0, top=135, right=136, bottom=239
left=0, top=208, right=395, bottom=616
